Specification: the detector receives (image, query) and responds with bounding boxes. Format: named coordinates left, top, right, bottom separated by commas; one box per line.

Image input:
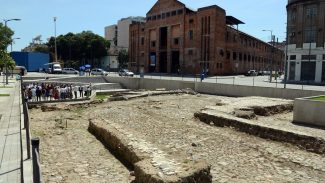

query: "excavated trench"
left=88, top=119, right=212, bottom=183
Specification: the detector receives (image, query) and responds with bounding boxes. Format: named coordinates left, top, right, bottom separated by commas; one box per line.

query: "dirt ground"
left=30, top=109, right=133, bottom=183
left=30, top=93, right=325, bottom=183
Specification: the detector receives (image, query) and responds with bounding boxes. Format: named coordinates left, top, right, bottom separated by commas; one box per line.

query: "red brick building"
left=129, top=0, right=284, bottom=75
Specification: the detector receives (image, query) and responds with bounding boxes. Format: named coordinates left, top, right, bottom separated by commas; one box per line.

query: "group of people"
left=23, top=83, right=93, bottom=102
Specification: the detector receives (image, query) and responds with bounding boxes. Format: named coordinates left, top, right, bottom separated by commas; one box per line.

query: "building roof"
left=226, top=16, right=245, bottom=25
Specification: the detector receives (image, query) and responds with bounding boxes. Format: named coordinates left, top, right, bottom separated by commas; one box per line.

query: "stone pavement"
left=0, top=81, right=23, bottom=183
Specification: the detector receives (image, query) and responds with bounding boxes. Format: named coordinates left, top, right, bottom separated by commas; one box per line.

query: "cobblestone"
left=87, top=94, right=325, bottom=183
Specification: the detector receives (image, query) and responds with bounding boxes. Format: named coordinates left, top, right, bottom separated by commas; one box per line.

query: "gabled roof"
left=147, top=0, right=186, bottom=15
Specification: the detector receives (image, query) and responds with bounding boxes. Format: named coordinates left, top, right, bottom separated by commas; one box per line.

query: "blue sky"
left=1, top=0, right=287, bottom=51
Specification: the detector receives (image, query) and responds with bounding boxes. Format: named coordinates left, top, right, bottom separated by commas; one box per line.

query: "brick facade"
left=129, top=0, right=284, bottom=75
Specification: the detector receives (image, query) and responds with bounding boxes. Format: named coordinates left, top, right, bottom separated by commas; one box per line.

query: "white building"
left=103, top=17, right=145, bottom=70
left=286, top=0, right=325, bottom=83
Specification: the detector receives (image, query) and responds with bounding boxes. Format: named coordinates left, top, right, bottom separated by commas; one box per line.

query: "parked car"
left=245, top=70, right=258, bottom=76
left=91, top=68, right=108, bottom=76
left=258, top=70, right=271, bottom=76
left=118, top=69, right=134, bottom=77
left=62, top=68, right=79, bottom=74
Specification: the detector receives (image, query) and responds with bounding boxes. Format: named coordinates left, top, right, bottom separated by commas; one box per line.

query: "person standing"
left=89, top=83, right=92, bottom=96
left=79, top=85, right=83, bottom=98
left=73, top=85, right=78, bottom=99
left=36, top=86, right=42, bottom=102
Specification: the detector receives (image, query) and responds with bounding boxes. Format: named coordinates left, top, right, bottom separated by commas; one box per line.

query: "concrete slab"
left=0, top=81, right=31, bottom=183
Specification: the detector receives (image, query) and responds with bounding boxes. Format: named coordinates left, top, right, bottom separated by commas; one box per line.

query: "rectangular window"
left=302, top=55, right=317, bottom=60
left=177, top=9, right=183, bottom=15
left=304, top=27, right=317, bottom=43
left=171, top=11, right=177, bottom=16
left=233, top=35, right=237, bottom=42
left=306, top=5, right=317, bottom=18
left=323, top=54, right=325, bottom=60
left=162, top=13, right=166, bottom=19
left=189, top=30, right=193, bottom=40
left=147, top=17, right=151, bottom=21
left=157, top=14, right=161, bottom=19
left=188, top=50, right=193, bottom=55
left=226, top=51, right=230, bottom=60
left=239, top=53, right=242, bottom=61
left=151, top=41, right=156, bottom=47
left=226, top=31, right=230, bottom=42
left=174, top=38, right=179, bottom=45
left=166, top=12, right=171, bottom=17
left=141, top=37, right=144, bottom=45
left=152, top=16, right=156, bottom=20
left=290, top=55, right=296, bottom=60
left=189, top=19, right=194, bottom=24
left=233, top=52, right=237, bottom=60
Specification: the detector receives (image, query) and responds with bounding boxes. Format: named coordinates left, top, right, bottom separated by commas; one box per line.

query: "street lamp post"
left=4, top=18, right=21, bottom=85
left=262, top=29, right=274, bottom=83
left=10, top=37, right=20, bottom=78
left=54, top=17, right=58, bottom=63
left=11, top=37, right=21, bottom=52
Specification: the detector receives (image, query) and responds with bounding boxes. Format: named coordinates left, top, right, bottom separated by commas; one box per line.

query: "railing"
left=104, top=72, right=325, bottom=91
left=21, top=77, right=42, bottom=183
left=32, top=138, right=42, bottom=183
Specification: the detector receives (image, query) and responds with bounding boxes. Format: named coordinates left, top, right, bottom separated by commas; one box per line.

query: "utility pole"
left=263, top=30, right=274, bottom=82
left=54, top=17, right=58, bottom=63
left=4, top=18, right=21, bottom=85
left=284, top=31, right=289, bottom=89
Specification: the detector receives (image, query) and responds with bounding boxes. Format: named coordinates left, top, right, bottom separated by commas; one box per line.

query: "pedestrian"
left=36, top=86, right=42, bottom=102
left=79, top=85, right=83, bottom=98
left=73, top=85, right=78, bottom=99
left=89, top=83, right=92, bottom=96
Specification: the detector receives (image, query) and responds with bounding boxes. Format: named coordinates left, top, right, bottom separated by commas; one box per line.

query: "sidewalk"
left=0, top=81, right=23, bottom=183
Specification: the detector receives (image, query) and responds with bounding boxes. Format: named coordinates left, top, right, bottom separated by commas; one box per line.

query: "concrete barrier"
left=195, top=82, right=325, bottom=100
left=103, top=77, right=195, bottom=90
left=103, top=77, right=325, bottom=100
left=294, top=96, right=325, bottom=127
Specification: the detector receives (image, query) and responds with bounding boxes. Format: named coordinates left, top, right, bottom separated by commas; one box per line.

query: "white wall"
left=286, top=43, right=325, bottom=83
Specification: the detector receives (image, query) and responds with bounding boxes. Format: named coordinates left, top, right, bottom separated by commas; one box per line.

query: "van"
left=46, top=62, right=62, bottom=74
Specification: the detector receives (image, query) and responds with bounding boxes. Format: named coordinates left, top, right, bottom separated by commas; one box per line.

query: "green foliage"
left=33, top=44, right=50, bottom=53
left=0, top=23, right=14, bottom=51
left=46, top=31, right=110, bottom=68
left=117, top=49, right=128, bottom=69
left=0, top=23, right=15, bottom=71
left=311, top=96, right=325, bottom=101
left=0, top=50, right=16, bottom=71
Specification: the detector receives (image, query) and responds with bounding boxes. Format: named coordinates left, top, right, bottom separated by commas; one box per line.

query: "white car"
left=118, top=69, right=134, bottom=77
left=91, top=68, right=108, bottom=76
left=62, top=68, right=79, bottom=74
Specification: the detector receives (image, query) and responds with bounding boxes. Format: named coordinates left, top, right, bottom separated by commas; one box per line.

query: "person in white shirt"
left=73, top=85, right=79, bottom=99
left=31, top=87, right=36, bottom=102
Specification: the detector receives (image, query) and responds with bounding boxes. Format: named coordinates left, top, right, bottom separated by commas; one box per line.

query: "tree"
left=0, top=23, right=14, bottom=72
left=117, top=49, right=128, bottom=69
left=0, top=23, right=14, bottom=51
left=46, top=31, right=110, bottom=68
left=0, top=50, right=15, bottom=72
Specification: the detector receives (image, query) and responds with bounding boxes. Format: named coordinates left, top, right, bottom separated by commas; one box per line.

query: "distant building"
left=104, top=25, right=117, bottom=47
left=103, top=17, right=145, bottom=69
left=129, top=0, right=284, bottom=75
left=286, top=0, right=325, bottom=83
